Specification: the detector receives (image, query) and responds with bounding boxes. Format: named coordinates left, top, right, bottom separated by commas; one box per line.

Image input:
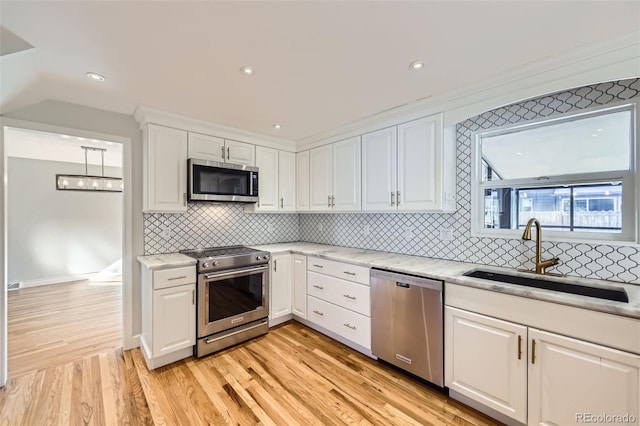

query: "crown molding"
left=296, top=31, right=640, bottom=151
left=133, top=105, right=296, bottom=151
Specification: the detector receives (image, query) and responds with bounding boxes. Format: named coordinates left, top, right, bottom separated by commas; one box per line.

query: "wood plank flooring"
left=0, top=322, right=501, bottom=425
left=8, top=280, right=122, bottom=377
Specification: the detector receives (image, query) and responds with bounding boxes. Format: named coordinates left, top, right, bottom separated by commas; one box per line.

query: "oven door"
left=197, top=265, right=269, bottom=338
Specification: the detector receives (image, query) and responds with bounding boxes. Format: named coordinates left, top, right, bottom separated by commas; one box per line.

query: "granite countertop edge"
left=250, top=242, right=640, bottom=320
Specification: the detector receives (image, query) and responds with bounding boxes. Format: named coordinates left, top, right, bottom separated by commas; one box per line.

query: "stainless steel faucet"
left=522, top=218, right=560, bottom=275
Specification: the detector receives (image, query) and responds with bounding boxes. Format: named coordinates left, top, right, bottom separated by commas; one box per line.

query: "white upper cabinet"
left=188, top=132, right=225, bottom=162
left=362, top=127, right=397, bottom=211
left=143, top=124, right=188, bottom=213
left=255, top=146, right=279, bottom=211
left=362, top=114, right=456, bottom=212
left=187, top=132, right=255, bottom=166
left=309, top=144, right=333, bottom=211
left=225, top=139, right=255, bottom=166
left=309, top=137, right=361, bottom=212
left=296, top=150, right=310, bottom=211
left=332, top=137, right=361, bottom=211
left=249, top=147, right=297, bottom=213
left=278, top=151, right=296, bottom=211
left=397, top=116, right=440, bottom=211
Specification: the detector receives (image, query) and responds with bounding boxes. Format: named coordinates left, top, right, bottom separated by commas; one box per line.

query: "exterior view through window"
left=474, top=102, right=636, bottom=242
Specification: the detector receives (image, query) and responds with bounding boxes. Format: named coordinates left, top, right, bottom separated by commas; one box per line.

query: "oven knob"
left=256, top=255, right=263, bottom=261
left=263, top=254, right=270, bottom=261
left=202, top=262, right=210, bottom=268
left=212, top=260, right=219, bottom=267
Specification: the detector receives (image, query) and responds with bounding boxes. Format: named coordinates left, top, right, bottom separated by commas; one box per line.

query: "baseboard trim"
left=449, top=390, right=525, bottom=426
left=19, top=274, right=94, bottom=289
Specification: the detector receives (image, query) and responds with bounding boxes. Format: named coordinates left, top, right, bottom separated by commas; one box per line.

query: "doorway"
left=3, top=126, right=127, bottom=377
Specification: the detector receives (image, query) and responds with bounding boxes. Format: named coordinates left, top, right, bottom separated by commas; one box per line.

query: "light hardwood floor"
left=8, top=279, right=122, bottom=377
left=0, top=322, right=500, bottom=425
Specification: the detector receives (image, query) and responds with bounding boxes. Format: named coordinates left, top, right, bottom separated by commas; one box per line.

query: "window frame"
left=471, top=99, right=639, bottom=244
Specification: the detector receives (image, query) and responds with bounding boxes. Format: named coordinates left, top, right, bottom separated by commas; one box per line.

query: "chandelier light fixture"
left=56, top=146, right=123, bottom=192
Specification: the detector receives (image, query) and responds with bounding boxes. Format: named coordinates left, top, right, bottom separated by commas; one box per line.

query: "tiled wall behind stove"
left=300, top=78, right=640, bottom=284
left=144, top=203, right=299, bottom=254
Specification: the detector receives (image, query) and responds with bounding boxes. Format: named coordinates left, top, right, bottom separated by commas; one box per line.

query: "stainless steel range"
left=181, top=246, right=270, bottom=357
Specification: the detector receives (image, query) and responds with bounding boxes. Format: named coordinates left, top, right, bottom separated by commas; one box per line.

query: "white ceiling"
left=1, top=1, right=639, bottom=141
left=5, top=127, right=122, bottom=168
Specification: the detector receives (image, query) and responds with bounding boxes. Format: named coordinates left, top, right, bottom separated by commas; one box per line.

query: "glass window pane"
left=481, top=110, right=631, bottom=181
left=483, top=183, right=622, bottom=233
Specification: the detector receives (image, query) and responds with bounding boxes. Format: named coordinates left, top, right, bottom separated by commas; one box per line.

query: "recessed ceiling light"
left=409, top=60, right=425, bottom=70
left=240, top=66, right=254, bottom=75
left=60, top=134, right=71, bottom=139
left=272, top=124, right=281, bottom=129
left=85, top=72, right=105, bottom=82
left=597, top=128, right=604, bottom=132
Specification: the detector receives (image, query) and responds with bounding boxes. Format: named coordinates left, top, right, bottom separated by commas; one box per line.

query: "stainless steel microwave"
left=188, top=159, right=259, bottom=203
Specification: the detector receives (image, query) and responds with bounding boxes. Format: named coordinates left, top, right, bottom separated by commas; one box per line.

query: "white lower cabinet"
left=445, top=307, right=527, bottom=423
left=528, top=328, right=640, bottom=426
left=269, top=253, right=292, bottom=325
left=292, top=254, right=307, bottom=318
left=446, top=305, right=640, bottom=426
left=305, top=256, right=371, bottom=352
left=140, top=265, right=196, bottom=370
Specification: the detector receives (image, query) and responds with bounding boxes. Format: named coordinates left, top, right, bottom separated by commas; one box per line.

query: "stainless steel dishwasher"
left=370, top=268, right=444, bottom=387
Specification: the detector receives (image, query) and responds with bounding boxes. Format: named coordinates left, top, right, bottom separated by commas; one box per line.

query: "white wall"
left=2, top=99, right=142, bottom=341
left=7, top=157, right=122, bottom=284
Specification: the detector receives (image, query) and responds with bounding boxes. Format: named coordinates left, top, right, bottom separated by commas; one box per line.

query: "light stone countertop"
left=250, top=242, right=640, bottom=320
left=137, top=253, right=196, bottom=270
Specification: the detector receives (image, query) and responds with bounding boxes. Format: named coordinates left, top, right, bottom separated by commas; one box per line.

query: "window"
left=472, top=102, right=637, bottom=242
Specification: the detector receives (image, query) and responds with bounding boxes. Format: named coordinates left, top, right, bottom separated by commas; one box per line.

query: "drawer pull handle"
left=343, top=294, right=356, bottom=300
left=313, top=310, right=324, bottom=316
left=343, top=323, right=356, bottom=330
left=312, top=264, right=324, bottom=268
left=168, top=276, right=187, bottom=281
left=343, top=271, right=356, bottom=276
left=313, top=285, right=324, bottom=290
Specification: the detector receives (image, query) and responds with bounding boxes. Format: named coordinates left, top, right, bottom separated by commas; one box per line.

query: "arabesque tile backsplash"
left=145, top=78, right=640, bottom=284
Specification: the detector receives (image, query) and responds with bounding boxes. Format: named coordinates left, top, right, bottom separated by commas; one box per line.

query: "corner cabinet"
left=143, top=124, right=188, bottom=213
left=445, top=284, right=640, bottom=425
left=309, top=137, right=361, bottom=212
left=140, top=265, right=196, bottom=369
left=296, top=151, right=310, bottom=211
left=292, top=254, right=307, bottom=318
left=362, top=114, right=456, bottom=212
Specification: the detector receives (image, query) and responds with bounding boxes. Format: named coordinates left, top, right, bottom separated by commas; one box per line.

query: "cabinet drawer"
left=307, top=271, right=370, bottom=316
left=153, top=266, right=196, bottom=290
left=307, top=296, right=371, bottom=350
left=307, top=257, right=369, bottom=285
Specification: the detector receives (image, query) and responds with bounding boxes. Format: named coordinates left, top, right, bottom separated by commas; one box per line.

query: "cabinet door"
left=144, top=124, right=188, bottom=213
left=292, top=255, right=307, bottom=318
left=270, top=254, right=292, bottom=320
left=278, top=151, right=296, bottom=211
left=528, top=328, right=640, bottom=426
left=225, top=139, right=255, bottom=166
left=187, top=132, right=225, bottom=162
left=296, top=151, right=310, bottom=211
left=362, top=127, right=397, bottom=211
left=332, top=136, right=361, bottom=211
left=255, top=146, right=279, bottom=211
left=152, top=284, right=195, bottom=356
left=309, top=145, right=333, bottom=211
left=397, top=115, right=442, bottom=211
left=445, top=307, right=527, bottom=423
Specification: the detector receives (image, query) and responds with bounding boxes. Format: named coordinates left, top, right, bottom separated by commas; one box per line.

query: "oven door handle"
left=203, top=265, right=268, bottom=281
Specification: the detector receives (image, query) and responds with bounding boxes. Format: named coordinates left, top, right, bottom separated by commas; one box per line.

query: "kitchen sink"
left=463, top=269, right=629, bottom=303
